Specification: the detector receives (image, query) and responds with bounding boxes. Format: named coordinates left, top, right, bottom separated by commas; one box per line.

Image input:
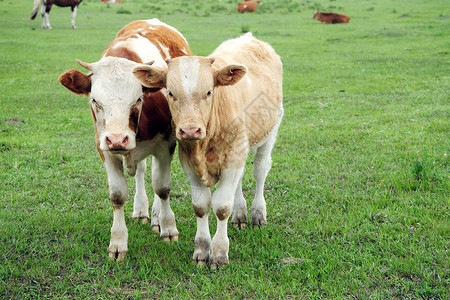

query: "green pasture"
left=0, top=0, right=449, bottom=298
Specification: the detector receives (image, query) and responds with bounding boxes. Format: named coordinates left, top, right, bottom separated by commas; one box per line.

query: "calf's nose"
left=179, top=126, right=202, bottom=140
left=106, top=134, right=129, bottom=151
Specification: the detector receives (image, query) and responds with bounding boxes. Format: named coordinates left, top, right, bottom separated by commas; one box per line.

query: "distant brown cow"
left=312, top=11, right=350, bottom=24
left=101, top=0, right=122, bottom=4
left=30, top=0, right=82, bottom=29
left=237, top=1, right=261, bottom=13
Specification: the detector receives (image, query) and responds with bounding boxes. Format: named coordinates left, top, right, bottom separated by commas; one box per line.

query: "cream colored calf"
left=133, top=33, right=283, bottom=268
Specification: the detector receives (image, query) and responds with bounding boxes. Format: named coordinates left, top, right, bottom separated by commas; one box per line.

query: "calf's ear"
left=132, top=65, right=167, bottom=89
left=58, top=69, right=91, bottom=96
left=214, top=64, right=247, bottom=86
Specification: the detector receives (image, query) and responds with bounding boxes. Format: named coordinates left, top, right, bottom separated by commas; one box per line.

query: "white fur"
left=71, top=6, right=78, bottom=29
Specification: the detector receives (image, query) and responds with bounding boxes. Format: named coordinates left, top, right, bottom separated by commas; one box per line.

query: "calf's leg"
left=43, top=4, right=52, bottom=29
left=251, top=113, right=282, bottom=226
left=132, top=159, right=149, bottom=224
left=104, top=153, right=129, bottom=261
left=40, top=2, right=47, bottom=29
left=211, top=168, right=244, bottom=269
left=231, top=173, right=247, bottom=228
left=185, top=167, right=212, bottom=266
left=71, top=5, right=77, bottom=29
left=151, top=153, right=178, bottom=241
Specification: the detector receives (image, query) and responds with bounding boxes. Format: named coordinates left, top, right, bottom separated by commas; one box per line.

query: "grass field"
left=0, top=0, right=449, bottom=298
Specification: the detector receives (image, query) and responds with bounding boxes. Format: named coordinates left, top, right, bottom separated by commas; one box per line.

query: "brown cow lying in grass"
left=101, top=0, right=123, bottom=4
left=313, top=11, right=350, bottom=24
left=237, top=1, right=262, bottom=13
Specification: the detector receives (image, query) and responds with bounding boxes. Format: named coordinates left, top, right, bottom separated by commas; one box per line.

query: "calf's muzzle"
left=179, top=126, right=202, bottom=140
left=106, top=134, right=129, bottom=151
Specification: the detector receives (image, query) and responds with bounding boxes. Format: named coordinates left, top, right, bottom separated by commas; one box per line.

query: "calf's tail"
left=30, top=0, right=40, bottom=20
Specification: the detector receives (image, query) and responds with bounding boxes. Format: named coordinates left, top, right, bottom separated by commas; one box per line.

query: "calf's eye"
left=91, top=99, right=102, bottom=110
left=167, top=91, right=177, bottom=101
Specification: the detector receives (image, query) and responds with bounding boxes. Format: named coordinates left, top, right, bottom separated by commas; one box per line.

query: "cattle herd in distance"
left=30, top=0, right=350, bottom=30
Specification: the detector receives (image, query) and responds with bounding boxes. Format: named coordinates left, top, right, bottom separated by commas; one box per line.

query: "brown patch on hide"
left=136, top=91, right=172, bottom=142
left=215, top=207, right=230, bottom=221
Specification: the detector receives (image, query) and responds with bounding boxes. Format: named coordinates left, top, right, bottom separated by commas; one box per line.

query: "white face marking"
left=246, top=75, right=252, bottom=85
left=178, top=57, right=200, bottom=98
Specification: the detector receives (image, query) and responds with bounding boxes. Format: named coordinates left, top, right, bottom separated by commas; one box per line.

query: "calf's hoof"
left=251, top=210, right=267, bottom=227
left=231, top=215, right=247, bottom=229
left=162, top=234, right=179, bottom=242
left=133, top=216, right=149, bottom=224
left=151, top=224, right=160, bottom=233
left=193, top=238, right=211, bottom=267
left=210, top=252, right=229, bottom=270
left=193, top=259, right=208, bottom=267
left=108, top=250, right=127, bottom=261
left=232, top=221, right=247, bottom=229
left=132, top=210, right=150, bottom=224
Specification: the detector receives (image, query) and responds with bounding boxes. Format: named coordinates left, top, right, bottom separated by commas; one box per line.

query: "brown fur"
left=136, top=91, right=172, bottom=142
left=312, top=11, right=350, bottom=24
left=193, top=205, right=207, bottom=218
left=103, top=47, right=142, bottom=63
left=58, top=69, right=91, bottom=95
left=237, top=1, right=261, bottom=13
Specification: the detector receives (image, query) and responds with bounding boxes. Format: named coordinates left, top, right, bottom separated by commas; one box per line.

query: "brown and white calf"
left=31, top=0, right=82, bottom=29
left=58, top=19, right=192, bottom=260
left=133, top=33, right=283, bottom=268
